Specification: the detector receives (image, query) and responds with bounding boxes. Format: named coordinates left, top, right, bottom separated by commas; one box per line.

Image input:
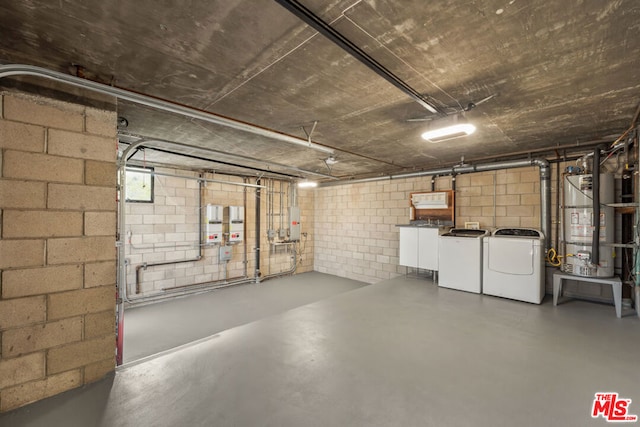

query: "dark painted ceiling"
left=1, top=0, right=639, bottom=181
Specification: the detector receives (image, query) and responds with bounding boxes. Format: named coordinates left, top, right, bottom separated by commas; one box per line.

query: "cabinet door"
left=418, top=228, right=439, bottom=270
left=399, top=228, right=418, bottom=268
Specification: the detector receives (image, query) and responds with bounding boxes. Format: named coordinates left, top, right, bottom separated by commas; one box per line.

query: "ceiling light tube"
left=298, top=180, right=318, bottom=188
left=421, top=123, right=476, bottom=143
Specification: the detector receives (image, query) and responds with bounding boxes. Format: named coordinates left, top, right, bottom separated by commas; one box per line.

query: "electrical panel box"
left=289, top=206, right=301, bottom=241
left=411, top=192, right=448, bottom=209
left=205, top=204, right=223, bottom=244
left=219, top=245, right=233, bottom=262
left=225, top=206, right=244, bottom=243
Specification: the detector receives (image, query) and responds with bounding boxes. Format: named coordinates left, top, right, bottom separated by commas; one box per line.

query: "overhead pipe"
left=130, top=145, right=301, bottom=180
left=121, top=134, right=338, bottom=180
left=125, top=167, right=266, bottom=189
left=462, top=138, right=617, bottom=165
left=2, top=64, right=410, bottom=172
left=0, top=64, right=335, bottom=155
left=273, top=0, right=445, bottom=115
left=320, top=158, right=552, bottom=252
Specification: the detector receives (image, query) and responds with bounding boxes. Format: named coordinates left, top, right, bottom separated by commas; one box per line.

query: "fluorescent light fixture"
left=298, top=180, right=318, bottom=188
left=421, top=123, right=476, bottom=143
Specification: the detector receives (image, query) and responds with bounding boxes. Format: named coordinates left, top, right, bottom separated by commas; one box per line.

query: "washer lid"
left=442, top=228, right=490, bottom=237
left=493, top=228, right=543, bottom=238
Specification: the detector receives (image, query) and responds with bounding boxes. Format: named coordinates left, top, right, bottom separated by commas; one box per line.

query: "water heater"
left=562, top=173, right=614, bottom=277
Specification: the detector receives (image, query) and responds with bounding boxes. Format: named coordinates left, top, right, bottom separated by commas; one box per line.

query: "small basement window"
left=125, top=166, right=154, bottom=203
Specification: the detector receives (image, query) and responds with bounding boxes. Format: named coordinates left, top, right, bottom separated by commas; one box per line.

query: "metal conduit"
left=125, top=277, right=255, bottom=307
left=130, top=176, right=205, bottom=296
left=0, top=64, right=334, bottom=155
left=125, top=167, right=267, bottom=188
left=592, top=147, right=602, bottom=265
left=319, top=158, right=552, bottom=253
left=255, top=177, right=262, bottom=283
left=261, top=242, right=298, bottom=281
left=121, top=134, right=338, bottom=180
left=273, top=0, right=445, bottom=115
left=124, top=171, right=256, bottom=305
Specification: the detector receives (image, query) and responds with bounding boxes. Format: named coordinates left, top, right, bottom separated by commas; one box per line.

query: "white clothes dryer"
left=482, top=228, right=545, bottom=304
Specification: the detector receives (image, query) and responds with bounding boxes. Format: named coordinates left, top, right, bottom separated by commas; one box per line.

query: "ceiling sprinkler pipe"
left=0, top=64, right=335, bottom=155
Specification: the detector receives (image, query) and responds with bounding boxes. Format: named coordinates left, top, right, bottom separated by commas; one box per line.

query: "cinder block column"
left=0, top=92, right=117, bottom=412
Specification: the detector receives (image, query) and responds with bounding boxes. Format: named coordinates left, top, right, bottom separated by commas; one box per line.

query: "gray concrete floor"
left=123, top=272, right=369, bottom=362
left=2, top=274, right=639, bottom=427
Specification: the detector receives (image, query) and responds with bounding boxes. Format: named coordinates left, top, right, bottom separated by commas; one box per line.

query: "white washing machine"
left=482, top=228, right=545, bottom=304
left=438, top=228, right=489, bottom=294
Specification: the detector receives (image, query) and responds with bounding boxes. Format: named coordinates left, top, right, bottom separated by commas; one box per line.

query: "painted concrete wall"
left=0, top=92, right=117, bottom=411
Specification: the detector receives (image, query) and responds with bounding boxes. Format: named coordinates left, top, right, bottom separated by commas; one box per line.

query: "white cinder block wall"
left=125, top=171, right=314, bottom=297
left=314, top=168, right=543, bottom=284
left=313, top=163, right=621, bottom=303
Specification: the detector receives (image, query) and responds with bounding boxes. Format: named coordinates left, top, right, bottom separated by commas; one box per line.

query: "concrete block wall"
left=455, top=167, right=541, bottom=229
left=314, top=167, right=542, bottom=284
left=0, top=92, right=117, bottom=412
left=125, top=173, right=313, bottom=297
left=260, top=180, right=314, bottom=278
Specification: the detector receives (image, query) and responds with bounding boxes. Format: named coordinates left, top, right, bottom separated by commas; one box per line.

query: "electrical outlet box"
left=289, top=206, right=301, bottom=241
left=205, top=204, right=223, bottom=244
left=267, top=229, right=276, bottom=239
left=219, top=245, right=233, bottom=262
